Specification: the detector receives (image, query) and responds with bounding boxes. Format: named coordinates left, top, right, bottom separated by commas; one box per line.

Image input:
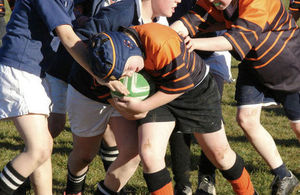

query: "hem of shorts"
left=71, top=131, right=104, bottom=138
left=237, top=103, right=263, bottom=108
left=0, top=111, right=49, bottom=120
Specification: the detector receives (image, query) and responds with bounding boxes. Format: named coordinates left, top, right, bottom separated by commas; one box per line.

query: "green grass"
left=0, top=0, right=300, bottom=194
left=0, top=62, right=299, bottom=195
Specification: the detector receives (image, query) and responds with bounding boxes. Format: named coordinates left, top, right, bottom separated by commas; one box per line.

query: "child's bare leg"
left=194, top=125, right=255, bottom=194
left=30, top=157, right=52, bottom=195
left=3, top=114, right=53, bottom=194
left=103, top=117, right=140, bottom=191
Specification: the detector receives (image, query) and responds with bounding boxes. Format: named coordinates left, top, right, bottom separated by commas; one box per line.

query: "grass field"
left=0, top=0, right=299, bottom=194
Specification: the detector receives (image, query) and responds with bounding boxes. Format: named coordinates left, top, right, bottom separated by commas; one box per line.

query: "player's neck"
left=141, top=1, right=155, bottom=24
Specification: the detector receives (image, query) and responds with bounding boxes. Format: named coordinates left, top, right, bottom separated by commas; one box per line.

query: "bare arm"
left=185, top=35, right=233, bottom=52
left=55, top=25, right=129, bottom=94
left=114, top=91, right=183, bottom=115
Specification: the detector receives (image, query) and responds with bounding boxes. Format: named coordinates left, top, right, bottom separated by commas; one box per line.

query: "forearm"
left=192, top=36, right=233, bottom=51
left=141, top=91, right=183, bottom=112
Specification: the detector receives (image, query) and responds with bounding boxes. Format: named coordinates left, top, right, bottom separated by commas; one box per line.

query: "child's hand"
left=184, top=36, right=195, bottom=53
left=96, top=78, right=129, bottom=95
left=113, top=96, right=144, bottom=114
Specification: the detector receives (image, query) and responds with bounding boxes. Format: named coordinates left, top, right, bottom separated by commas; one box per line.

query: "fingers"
left=184, top=36, right=194, bottom=53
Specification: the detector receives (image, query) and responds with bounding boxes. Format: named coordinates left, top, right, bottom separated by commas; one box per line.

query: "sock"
left=13, top=177, right=31, bottom=194
left=271, top=164, right=291, bottom=179
left=198, top=150, right=216, bottom=177
left=169, top=131, right=192, bottom=189
left=99, top=141, right=119, bottom=172
left=0, top=162, right=26, bottom=195
left=95, top=180, right=118, bottom=195
left=220, top=154, right=254, bottom=195
left=65, top=167, right=88, bottom=194
left=143, top=167, right=174, bottom=195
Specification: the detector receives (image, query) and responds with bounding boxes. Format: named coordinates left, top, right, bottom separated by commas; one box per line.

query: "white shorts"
left=45, top=73, right=68, bottom=114
left=0, top=64, right=51, bottom=119
left=66, top=85, right=121, bottom=137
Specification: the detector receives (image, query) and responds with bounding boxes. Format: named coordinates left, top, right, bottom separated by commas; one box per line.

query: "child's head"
left=151, top=0, right=182, bottom=17
left=89, top=31, right=144, bottom=81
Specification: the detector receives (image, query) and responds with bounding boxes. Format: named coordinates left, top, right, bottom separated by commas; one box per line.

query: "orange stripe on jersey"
left=97, top=93, right=111, bottom=99
left=160, top=83, right=194, bottom=92
left=190, top=10, right=207, bottom=23
left=224, top=32, right=246, bottom=58
left=272, top=8, right=285, bottom=30
left=239, top=32, right=252, bottom=50
left=162, top=63, right=185, bottom=78
left=289, top=7, right=299, bottom=11
left=173, top=73, right=190, bottom=82
left=254, top=28, right=296, bottom=69
left=192, top=54, right=196, bottom=72
left=231, top=24, right=258, bottom=40
left=102, top=33, right=116, bottom=80
left=181, top=17, right=196, bottom=36
left=254, top=31, right=271, bottom=51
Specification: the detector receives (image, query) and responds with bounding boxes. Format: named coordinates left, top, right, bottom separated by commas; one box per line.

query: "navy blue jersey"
left=0, top=0, right=74, bottom=71
left=69, top=0, right=139, bottom=103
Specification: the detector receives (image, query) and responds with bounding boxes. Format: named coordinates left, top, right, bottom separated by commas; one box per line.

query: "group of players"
left=0, top=0, right=299, bottom=195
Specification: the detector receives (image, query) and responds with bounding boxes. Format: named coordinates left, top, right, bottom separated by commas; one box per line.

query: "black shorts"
left=137, top=73, right=223, bottom=134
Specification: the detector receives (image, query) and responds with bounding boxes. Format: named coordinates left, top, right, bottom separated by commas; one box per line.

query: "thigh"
left=72, top=133, right=103, bottom=158
left=138, top=121, right=175, bottom=157
left=13, top=114, right=52, bottom=150
left=109, top=116, right=138, bottom=153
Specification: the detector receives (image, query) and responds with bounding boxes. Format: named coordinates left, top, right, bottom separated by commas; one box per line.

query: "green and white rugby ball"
left=111, top=72, right=150, bottom=100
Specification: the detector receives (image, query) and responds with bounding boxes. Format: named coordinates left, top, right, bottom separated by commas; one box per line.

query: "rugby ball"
left=111, top=72, right=150, bottom=100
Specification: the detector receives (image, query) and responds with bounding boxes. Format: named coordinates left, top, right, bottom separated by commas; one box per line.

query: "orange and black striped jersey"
left=180, top=0, right=300, bottom=92
left=289, top=0, right=300, bottom=12
left=0, top=0, right=5, bottom=17
left=131, top=23, right=207, bottom=94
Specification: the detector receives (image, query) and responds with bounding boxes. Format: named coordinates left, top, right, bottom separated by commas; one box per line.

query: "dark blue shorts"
left=235, top=67, right=300, bottom=121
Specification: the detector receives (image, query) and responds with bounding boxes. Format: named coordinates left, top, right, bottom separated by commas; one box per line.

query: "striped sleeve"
left=0, top=0, right=5, bottom=17
left=223, top=1, right=268, bottom=61
left=289, top=0, right=300, bottom=11
left=179, top=0, right=224, bottom=37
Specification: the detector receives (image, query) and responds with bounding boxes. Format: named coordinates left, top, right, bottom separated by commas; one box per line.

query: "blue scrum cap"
left=89, top=31, right=143, bottom=81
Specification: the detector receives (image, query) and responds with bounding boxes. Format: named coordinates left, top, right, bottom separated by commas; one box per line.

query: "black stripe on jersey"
left=192, top=4, right=218, bottom=25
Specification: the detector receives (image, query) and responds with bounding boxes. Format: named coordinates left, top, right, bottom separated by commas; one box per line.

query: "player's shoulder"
left=133, top=23, right=181, bottom=50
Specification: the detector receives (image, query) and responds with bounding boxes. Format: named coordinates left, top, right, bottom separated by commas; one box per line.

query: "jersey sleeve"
left=223, top=0, right=267, bottom=60
left=289, top=0, right=300, bottom=11
left=35, top=0, right=74, bottom=33
left=179, top=0, right=224, bottom=37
